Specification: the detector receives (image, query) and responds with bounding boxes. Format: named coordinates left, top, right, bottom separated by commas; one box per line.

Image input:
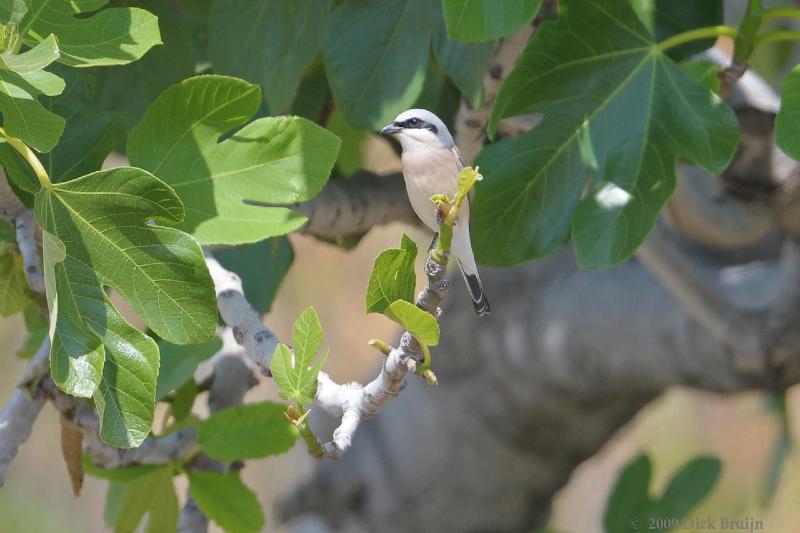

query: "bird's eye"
left=408, top=117, right=420, bottom=126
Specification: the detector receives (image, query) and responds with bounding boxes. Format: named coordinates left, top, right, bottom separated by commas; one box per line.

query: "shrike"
left=381, top=109, right=490, bottom=316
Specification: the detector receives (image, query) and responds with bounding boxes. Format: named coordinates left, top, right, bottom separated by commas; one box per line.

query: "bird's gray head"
left=380, top=109, right=454, bottom=150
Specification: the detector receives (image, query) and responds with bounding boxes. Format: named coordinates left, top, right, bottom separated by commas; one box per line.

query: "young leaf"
left=209, top=0, right=331, bottom=113
left=476, top=0, right=739, bottom=269
left=270, top=307, right=329, bottom=406
left=127, top=75, right=340, bottom=245
left=0, top=33, right=59, bottom=74
left=103, top=465, right=179, bottom=533
left=214, top=237, right=294, bottom=313
left=365, top=234, right=417, bottom=314
left=0, top=68, right=65, bottom=152
left=0, top=248, right=28, bottom=317
left=441, top=0, right=542, bottom=42
left=323, top=0, right=434, bottom=129
left=197, top=402, right=298, bottom=461
left=293, top=306, right=324, bottom=361
left=35, top=167, right=217, bottom=447
left=188, top=471, right=264, bottom=533
left=386, top=300, right=440, bottom=346
left=5, top=0, right=162, bottom=67
left=156, top=337, right=222, bottom=399
left=603, top=454, right=653, bottom=533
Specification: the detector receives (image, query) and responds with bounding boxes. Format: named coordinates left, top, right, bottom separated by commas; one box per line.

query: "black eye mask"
left=395, top=118, right=438, bottom=134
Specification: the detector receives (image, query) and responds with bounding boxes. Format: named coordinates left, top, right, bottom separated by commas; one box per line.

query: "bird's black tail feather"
left=458, top=262, right=490, bottom=317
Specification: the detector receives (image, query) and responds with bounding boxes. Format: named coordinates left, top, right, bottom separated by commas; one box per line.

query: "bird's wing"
left=451, top=145, right=465, bottom=172
left=450, top=145, right=476, bottom=203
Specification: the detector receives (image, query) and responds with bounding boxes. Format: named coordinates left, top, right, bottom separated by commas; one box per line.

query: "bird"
left=381, top=109, right=490, bottom=316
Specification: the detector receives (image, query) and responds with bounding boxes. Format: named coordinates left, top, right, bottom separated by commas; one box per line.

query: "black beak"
left=380, top=123, right=401, bottom=136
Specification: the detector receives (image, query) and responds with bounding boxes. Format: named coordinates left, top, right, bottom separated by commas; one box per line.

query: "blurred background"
left=1, top=128, right=799, bottom=533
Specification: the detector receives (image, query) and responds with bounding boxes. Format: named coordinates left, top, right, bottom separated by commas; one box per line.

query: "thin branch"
left=0, top=167, right=44, bottom=294
left=454, top=25, right=534, bottom=164
left=313, top=246, right=448, bottom=459
left=178, top=496, right=209, bottom=533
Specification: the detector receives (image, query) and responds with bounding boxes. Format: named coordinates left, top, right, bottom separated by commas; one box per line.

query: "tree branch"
left=0, top=338, right=51, bottom=487
left=0, top=168, right=44, bottom=294
left=294, top=172, right=416, bottom=238
left=205, top=252, right=279, bottom=373
left=453, top=25, right=535, bottom=164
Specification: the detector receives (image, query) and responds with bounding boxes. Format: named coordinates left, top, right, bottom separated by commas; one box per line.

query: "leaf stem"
left=754, top=30, right=800, bottom=46
left=656, top=26, right=738, bottom=52
left=0, top=128, right=50, bottom=187
left=762, top=7, right=800, bottom=23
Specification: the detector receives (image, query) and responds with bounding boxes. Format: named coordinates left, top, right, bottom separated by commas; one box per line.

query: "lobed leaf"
left=209, top=0, right=331, bottom=113
left=88, top=0, right=198, bottom=127
left=0, top=33, right=59, bottom=74
left=197, top=402, right=298, bottom=461
left=476, top=0, right=739, bottom=269
left=2, top=0, right=162, bottom=67
left=128, top=75, right=340, bottom=245
left=432, top=20, right=492, bottom=108
left=35, top=167, right=217, bottom=447
left=441, top=0, right=542, bottom=42
left=0, top=67, right=65, bottom=152
left=323, top=0, right=434, bottom=129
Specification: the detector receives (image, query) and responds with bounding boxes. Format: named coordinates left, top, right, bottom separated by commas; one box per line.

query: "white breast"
left=401, top=147, right=463, bottom=231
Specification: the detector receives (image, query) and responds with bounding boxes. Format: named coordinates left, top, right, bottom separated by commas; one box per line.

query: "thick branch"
left=0, top=338, right=51, bottom=486
left=205, top=253, right=278, bottom=372
left=294, top=172, right=416, bottom=238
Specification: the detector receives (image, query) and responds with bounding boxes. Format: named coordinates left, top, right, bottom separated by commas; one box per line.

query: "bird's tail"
left=457, top=260, right=490, bottom=316
left=452, top=222, right=490, bottom=316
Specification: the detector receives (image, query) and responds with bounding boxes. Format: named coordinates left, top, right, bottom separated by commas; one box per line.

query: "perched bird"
left=381, top=109, right=490, bottom=316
